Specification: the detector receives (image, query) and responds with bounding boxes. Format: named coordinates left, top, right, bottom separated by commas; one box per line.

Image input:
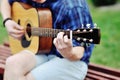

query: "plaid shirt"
left=9, top=0, right=94, bottom=64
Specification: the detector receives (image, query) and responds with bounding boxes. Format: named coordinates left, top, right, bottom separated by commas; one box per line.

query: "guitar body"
left=10, top=2, right=52, bottom=54
left=37, top=8, right=52, bottom=54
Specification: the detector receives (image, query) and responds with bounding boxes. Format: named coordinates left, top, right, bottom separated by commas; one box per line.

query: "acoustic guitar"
left=9, top=2, right=101, bottom=54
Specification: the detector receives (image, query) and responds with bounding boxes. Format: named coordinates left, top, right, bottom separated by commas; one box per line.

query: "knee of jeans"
left=5, top=57, right=22, bottom=77
left=5, top=56, right=15, bottom=66
left=5, top=56, right=22, bottom=72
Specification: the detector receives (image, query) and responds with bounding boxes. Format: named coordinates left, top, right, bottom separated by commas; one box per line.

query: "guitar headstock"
left=73, top=24, right=101, bottom=44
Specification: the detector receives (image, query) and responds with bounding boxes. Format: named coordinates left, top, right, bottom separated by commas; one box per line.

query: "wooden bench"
left=0, top=42, right=11, bottom=80
left=0, top=43, right=120, bottom=80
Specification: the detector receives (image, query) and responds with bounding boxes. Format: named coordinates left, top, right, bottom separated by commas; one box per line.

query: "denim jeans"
left=31, top=54, right=88, bottom=80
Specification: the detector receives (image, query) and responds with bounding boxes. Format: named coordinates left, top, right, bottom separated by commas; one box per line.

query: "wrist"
left=3, top=18, right=12, bottom=27
left=63, top=48, right=74, bottom=59
left=66, top=47, right=84, bottom=61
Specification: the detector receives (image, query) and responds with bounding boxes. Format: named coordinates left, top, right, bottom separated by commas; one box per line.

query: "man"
left=1, top=0, right=94, bottom=80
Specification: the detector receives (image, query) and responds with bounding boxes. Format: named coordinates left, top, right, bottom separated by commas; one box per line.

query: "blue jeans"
left=31, top=54, right=88, bottom=80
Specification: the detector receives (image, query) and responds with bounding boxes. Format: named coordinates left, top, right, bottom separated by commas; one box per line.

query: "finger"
left=57, top=32, right=64, bottom=39
left=10, top=33, right=23, bottom=39
left=10, top=33, right=23, bottom=40
left=64, top=35, right=69, bottom=43
left=53, top=38, right=59, bottom=48
left=64, top=35, right=72, bottom=45
left=14, top=23, right=24, bottom=30
left=54, top=38, right=65, bottom=51
left=9, top=28, right=24, bottom=36
left=57, top=32, right=64, bottom=45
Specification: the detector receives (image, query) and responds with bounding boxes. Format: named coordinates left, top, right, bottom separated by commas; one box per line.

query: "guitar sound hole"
left=26, top=24, right=32, bottom=38
left=21, top=23, right=32, bottom=48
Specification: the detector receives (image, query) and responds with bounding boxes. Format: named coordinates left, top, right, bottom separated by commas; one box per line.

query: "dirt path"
left=98, top=3, right=120, bottom=11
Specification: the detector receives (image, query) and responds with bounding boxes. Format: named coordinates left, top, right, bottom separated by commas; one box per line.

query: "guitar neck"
left=31, top=28, right=70, bottom=38
left=26, top=27, right=100, bottom=44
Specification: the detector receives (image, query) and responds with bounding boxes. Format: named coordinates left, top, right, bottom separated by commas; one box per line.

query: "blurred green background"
left=0, top=0, right=120, bottom=69
left=88, top=0, right=120, bottom=69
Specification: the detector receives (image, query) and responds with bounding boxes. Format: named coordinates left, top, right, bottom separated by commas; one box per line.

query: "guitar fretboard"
left=26, top=27, right=100, bottom=44
left=31, top=28, right=70, bottom=37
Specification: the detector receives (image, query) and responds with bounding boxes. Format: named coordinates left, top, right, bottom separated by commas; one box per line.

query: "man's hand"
left=5, top=20, right=24, bottom=40
left=53, top=32, right=73, bottom=59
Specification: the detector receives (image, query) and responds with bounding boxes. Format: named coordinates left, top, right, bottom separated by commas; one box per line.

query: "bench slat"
left=88, top=63, right=120, bottom=77
left=88, top=69, right=120, bottom=80
left=85, top=77, right=94, bottom=80
left=86, top=73, right=109, bottom=80
left=0, top=68, right=4, bottom=74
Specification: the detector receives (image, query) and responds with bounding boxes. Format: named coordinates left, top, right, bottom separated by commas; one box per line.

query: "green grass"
left=0, top=15, right=8, bottom=43
left=88, top=1, right=120, bottom=69
left=0, top=1, right=120, bottom=69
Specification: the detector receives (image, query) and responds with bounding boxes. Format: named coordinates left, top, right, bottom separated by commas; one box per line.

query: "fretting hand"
left=53, top=32, right=73, bottom=59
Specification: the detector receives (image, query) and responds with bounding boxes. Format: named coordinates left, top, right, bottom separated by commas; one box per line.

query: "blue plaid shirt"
left=9, top=0, right=94, bottom=64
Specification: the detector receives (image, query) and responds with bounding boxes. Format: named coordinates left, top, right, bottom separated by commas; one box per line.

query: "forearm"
left=1, top=0, right=11, bottom=19
left=67, top=46, right=84, bottom=61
